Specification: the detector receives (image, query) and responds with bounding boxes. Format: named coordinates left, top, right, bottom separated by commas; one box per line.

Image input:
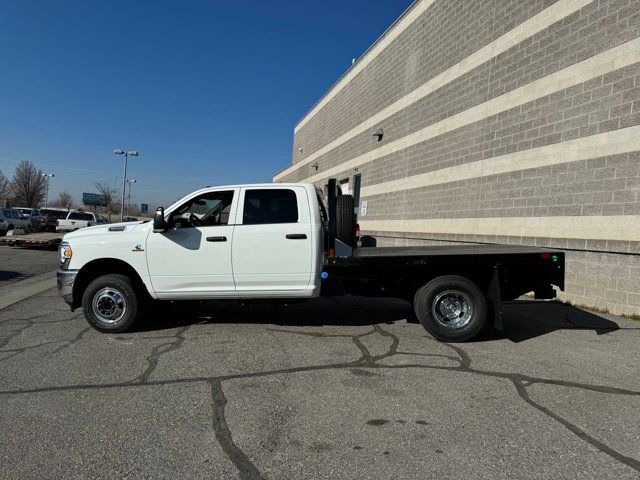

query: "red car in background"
left=34, top=208, right=69, bottom=231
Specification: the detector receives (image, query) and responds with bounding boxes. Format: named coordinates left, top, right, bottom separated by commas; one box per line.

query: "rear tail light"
left=540, top=252, right=560, bottom=263
left=355, top=223, right=361, bottom=238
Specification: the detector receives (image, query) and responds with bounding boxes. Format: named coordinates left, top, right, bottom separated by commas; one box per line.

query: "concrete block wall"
left=276, top=0, right=640, bottom=315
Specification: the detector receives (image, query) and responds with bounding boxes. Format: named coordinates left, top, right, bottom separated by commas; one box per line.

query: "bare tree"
left=93, top=182, right=121, bottom=221
left=50, top=191, right=75, bottom=211
left=10, top=161, right=46, bottom=207
left=0, top=169, right=10, bottom=204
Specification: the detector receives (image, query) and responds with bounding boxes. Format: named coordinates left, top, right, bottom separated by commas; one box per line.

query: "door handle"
left=206, top=236, right=227, bottom=242
left=286, top=233, right=307, bottom=240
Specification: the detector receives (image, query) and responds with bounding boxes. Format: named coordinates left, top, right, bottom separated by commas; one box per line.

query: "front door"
left=232, top=187, right=313, bottom=291
left=146, top=189, right=238, bottom=297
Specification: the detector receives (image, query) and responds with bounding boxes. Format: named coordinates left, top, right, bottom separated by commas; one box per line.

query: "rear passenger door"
left=232, top=187, right=312, bottom=291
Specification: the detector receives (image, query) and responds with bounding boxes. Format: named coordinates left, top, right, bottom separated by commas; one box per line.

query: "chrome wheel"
left=431, top=290, right=473, bottom=329
left=92, top=287, right=127, bottom=326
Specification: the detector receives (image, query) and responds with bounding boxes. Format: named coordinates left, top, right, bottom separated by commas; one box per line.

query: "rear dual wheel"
left=414, top=275, right=487, bottom=342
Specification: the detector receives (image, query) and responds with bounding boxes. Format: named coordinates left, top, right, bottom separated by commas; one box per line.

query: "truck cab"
left=57, top=184, right=325, bottom=325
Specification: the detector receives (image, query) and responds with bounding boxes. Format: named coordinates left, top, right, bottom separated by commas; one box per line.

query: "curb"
left=0, top=270, right=58, bottom=310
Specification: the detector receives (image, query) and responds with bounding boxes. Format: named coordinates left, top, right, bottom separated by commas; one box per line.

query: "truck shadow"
left=0, top=271, right=25, bottom=282
left=493, top=301, right=631, bottom=343
left=135, top=296, right=415, bottom=332
left=135, top=296, right=629, bottom=342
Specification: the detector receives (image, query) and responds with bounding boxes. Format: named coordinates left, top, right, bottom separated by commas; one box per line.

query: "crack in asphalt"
left=51, top=326, right=92, bottom=354
left=512, top=379, right=640, bottom=471
left=209, top=379, right=266, bottom=480
left=130, top=325, right=191, bottom=384
left=0, top=313, right=86, bottom=359
left=0, top=340, right=68, bottom=362
left=0, top=319, right=639, bottom=475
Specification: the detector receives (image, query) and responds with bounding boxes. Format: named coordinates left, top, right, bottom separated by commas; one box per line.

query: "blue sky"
left=0, top=0, right=410, bottom=207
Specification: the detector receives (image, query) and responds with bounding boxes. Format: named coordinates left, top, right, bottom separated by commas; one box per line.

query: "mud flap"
left=488, top=266, right=503, bottom=331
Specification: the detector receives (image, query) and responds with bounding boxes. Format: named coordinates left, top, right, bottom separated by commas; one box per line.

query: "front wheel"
left=414, top=275, right=487, bottom=342
left=82, top=274, right=140, bottom=333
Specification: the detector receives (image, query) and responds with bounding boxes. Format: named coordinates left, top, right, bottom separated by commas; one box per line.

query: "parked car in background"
left=35, top=208, right=69, bottom=231
left=15, top=207, right=44, bottom=228
left=0, top=217, right=8, bottom=236
left=0, top=208, right=30, bottom=230
left=123, top=216, right=139, bottom=222
left=56, top=211, right=107, bottom=232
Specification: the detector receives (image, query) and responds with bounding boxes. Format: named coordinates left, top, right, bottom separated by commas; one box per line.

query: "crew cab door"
left=146, top=188, right=238, bottom=296
left=232, top=186, right=313, bottom=291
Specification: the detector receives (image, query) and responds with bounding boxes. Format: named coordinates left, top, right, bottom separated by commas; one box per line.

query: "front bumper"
left=57, top=269, right=78, bottom=307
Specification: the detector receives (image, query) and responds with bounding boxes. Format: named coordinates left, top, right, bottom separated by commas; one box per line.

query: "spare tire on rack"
left=335, top=194, right=356, bottom=248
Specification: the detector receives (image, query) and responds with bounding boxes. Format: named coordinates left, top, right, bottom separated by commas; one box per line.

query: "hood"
left=63, top=220, right=150, bottom=241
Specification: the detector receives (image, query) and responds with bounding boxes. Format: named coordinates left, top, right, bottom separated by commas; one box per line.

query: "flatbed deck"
left=0, top=232, right=63, bottom=248
left=353, top=244, right=559, bottom=257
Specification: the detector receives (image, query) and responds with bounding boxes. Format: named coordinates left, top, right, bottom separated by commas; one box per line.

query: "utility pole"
left=114, top=149, right=139, bottom=221
left=41, top=173, right=55, bottom=208
left=125, top=179, right=137, bottom=217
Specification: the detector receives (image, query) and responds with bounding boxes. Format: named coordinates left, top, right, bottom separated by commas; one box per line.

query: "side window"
left=3, top=209, right=11, bottom=218
left=172, top=190, right=235, bottom=228
left=243, top=189, right=298, bottom=225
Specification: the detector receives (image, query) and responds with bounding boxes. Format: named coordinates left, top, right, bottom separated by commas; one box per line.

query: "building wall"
left=275, top=0, right=640, bottom=315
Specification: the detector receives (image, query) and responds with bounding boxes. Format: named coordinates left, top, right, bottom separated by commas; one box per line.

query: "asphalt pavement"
left=0, top=248, right=639, bottom=479
left=0, top=246, right=58, bottom=284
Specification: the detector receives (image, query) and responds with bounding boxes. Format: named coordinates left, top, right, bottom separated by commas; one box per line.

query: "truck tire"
left=82, top=274, right=141, bottom=333
left=336, top=194, right=356, bottom=247
left=413, top=275, right=486, bottom=342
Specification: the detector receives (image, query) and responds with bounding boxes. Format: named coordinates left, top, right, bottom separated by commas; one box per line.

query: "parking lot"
left=0, top=246, right=639, bottom=479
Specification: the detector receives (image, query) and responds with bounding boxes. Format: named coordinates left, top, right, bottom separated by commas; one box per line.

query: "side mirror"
left=153, top=207, right=168, bottom=232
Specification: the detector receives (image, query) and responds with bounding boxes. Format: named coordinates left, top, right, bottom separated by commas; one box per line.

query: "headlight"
left=60, top=242, right=73, bottom=264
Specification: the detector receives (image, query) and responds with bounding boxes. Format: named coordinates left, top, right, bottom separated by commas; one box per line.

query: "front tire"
left=414, top=275, right=487, bottom=342
left=82, top=274, right=140, bottom=333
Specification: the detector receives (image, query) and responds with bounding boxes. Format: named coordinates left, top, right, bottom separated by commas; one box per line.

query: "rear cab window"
left=68, top=212, right=94, bottom=221
left=242, top=189, right=298, bottom=225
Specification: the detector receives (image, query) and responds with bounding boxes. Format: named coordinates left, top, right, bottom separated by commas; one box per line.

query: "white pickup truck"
left=57, top=180, right=565, bottom=342
left=56, top=211, right=106, bottom=232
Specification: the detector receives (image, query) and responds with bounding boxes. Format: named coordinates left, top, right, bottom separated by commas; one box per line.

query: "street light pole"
left=114, top=149, right=139, bottom=222
left=41, top=173, right=55, bottom=208
left=125, top=179, right=137, bottom=217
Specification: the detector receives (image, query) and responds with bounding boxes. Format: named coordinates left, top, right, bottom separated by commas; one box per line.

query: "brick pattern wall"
left=277, top=0, right=640, bottom=315
left=292, top=0, right=559, bottom=163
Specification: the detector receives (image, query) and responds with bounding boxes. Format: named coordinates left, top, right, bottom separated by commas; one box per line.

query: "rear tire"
left=414, top=275, right=486, bottom=342
left=335, top=194, right=355, bottom=247
left=82, top=274, right=140, bottom=333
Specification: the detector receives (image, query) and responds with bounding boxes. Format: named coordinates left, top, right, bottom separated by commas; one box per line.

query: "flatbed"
left=0, top=232, right=63, bottom=248
left=352, top=244, right=560, bottom=257
left=56, top=178, right=565, bottom=342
